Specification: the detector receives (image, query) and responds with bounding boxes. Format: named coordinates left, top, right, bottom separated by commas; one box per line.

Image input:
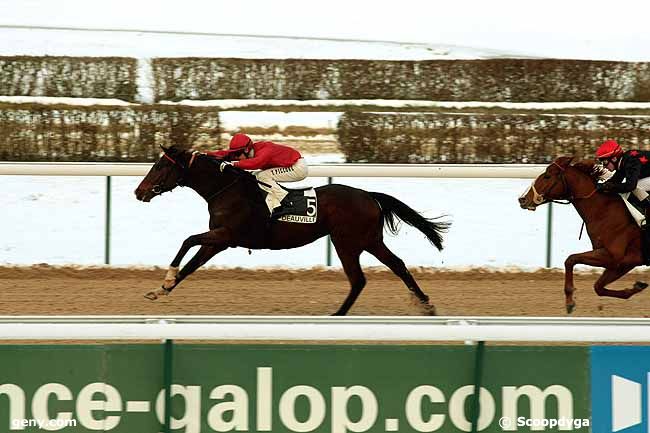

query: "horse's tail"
left=369, top=192, right=451, bottom=251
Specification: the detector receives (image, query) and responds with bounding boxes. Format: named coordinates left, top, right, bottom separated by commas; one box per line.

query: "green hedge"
left=0, top=103, right=220, bottom=162
left=0, top=56, right=138, bottom=101
left=337, top=111, right=650, bottom=163
left=152, top=58, right=650, bottom=102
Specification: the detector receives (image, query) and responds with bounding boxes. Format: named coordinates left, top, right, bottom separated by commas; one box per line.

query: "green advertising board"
left=0, top=344, right=589, bottom=432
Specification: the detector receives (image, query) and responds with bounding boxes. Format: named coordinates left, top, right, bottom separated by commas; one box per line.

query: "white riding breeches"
left=255, top=158, right=308, bottom=212
left=632, top=177, right=650, bottom=201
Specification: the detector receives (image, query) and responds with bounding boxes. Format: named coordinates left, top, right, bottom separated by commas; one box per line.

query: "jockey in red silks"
left=596, top=139, right=650, bottom=223
left=207, top=133, right=308, bottom=215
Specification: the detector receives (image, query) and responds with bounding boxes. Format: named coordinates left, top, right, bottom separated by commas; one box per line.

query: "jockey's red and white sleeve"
left=205, top=149, right=230, bottom=159
left=234, top=151, right=272, bottom=170
left=233, top=142, right=301, bottom=169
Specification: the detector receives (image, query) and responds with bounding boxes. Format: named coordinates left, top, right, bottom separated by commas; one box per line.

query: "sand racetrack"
left=0, top=265, right=648, bottom=317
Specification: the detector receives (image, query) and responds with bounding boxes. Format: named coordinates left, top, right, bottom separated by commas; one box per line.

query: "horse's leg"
left=176, top=245, right=224, bottom=284
left=563, top=248, right=615, bottom=313
left=144, top=245, right=225, bottom=300
left=564, top=247, right=645, bottom=312
left=331, top=242, right=366, bottom=316
left=144, top=228, right=230, bottom=300
left=594, top=266, right=647, bottom=299
left=366, top=241, right=435, bottom=315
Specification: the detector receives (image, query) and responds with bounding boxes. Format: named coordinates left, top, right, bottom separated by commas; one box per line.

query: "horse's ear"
left=555, top=156, right=574, bottom=168
left=161, top=144, right=182, bottom=156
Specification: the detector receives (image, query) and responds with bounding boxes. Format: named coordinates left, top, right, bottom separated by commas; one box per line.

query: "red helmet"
left=228, top=133, right=253, bottom=153
left=595, top=140, right=623, bottom=159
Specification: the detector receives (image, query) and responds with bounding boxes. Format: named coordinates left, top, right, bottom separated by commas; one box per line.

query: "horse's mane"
left=195, top=151, right=268, bottom=204
left=197, top=151, right=259, bottom=182
left=571, top=159, right=608, bottom=183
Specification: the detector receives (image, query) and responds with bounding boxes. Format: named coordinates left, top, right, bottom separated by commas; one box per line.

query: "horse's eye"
left=543, top=174, right=551, bottom=179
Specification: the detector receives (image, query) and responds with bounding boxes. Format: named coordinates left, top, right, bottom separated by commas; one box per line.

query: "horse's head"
left=518, top=156, right=575, bottom=210
left=134, top=146, right=191, bottom=202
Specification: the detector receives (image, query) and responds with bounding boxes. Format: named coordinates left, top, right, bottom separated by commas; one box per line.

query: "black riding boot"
left=270, top=196, right=294, bottom=219
left=643, top=197, right=650, bottom=229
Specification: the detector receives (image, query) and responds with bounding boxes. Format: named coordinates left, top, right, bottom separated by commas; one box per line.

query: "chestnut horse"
left=518, top=156, right=647, bottom=313
left=134, top=146, right=450, bottom=315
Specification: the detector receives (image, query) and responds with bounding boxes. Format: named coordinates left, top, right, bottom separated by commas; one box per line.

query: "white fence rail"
left=1, top=316, right=649, bottom=342
left=0, top=162, right=545, bottom=178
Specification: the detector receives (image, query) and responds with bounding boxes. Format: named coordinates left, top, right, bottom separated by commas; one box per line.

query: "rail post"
left=546, top=202, right=553, bottom=267
left=163, top=338, right=173, bottom=433
left=326, top=176, right=333, bottom=266
left=470, top=341, right=486, bottom=433
left=105, top=176, right=111, bottom=264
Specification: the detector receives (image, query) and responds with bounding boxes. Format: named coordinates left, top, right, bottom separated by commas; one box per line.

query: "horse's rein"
left=162, top=150, right=198, bottom=169
left=153, top=151, right=199, bottom=194
left=532, top=161, right=597, bottom=241
left=532, top=161, right=597, bottom=205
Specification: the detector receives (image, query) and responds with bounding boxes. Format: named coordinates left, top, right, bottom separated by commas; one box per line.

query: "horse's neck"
left=186, top=160, right=237, bottom=202
left=568, top=170, right=613, bottom=224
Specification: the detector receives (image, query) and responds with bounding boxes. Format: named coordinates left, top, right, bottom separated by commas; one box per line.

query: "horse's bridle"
left=530, top=161, right=596, bottom=206
left=151, top=150, right=198, bottom=195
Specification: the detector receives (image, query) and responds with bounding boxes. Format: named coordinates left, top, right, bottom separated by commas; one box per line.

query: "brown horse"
left=518, top=156, right=647, bottom=313
left=134, top=146, right=450, bottom=315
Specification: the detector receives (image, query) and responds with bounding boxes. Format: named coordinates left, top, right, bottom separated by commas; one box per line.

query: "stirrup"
left=271, top=206, right=292, bottom=219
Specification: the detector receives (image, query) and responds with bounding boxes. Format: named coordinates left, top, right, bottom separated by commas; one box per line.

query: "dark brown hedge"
left=0, top=56, right=138, bottom=101
left=337, top=111, right=650, bottom=163
left=0, top=103, right=221, bottom=162
left=152, top=58, right=650, bottom=102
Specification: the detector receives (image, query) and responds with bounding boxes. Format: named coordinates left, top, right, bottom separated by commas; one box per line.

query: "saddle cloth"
left=273, top=187, right=318, bottom=224
left=620, top=192, right=645, bottom=227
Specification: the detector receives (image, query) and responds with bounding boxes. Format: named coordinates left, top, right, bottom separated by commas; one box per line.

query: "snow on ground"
left=0, top=27, right=515, bottom=60
left=2, top=0, right=650, bottom=61
left=7, top=96, right=650, bottom=112
left=171, top=100, right=650, bottom=111
left=0, top=161, right=591, bottom=271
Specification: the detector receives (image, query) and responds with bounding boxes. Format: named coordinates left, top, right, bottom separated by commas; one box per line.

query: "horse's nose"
left=518, top=195, right=526, bottom=204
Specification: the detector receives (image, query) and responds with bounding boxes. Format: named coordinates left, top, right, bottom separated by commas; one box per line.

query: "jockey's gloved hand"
left=219, top=161, right=233, bottom=172
left=596, top=182, right=612, bottom=193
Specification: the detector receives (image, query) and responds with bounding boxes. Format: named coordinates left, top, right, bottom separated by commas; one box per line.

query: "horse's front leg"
left=593, top=265, right=641, bottom=299
left=563, top=248, right=614, bottom=313
left=144, top=228, right=231, bottom=300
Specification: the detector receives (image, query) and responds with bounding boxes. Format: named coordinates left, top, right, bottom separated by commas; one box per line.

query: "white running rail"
left=0, top=162, right=545, bottom=178
left=0, top=316, right=648, bottom=342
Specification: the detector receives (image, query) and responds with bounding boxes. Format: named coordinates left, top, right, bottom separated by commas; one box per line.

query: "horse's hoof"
left=424, top=303, right=437, bottom=316
left=634, top=281, right=648, bottom=291
left=144, top=291, right=158, bottom=301
left=566, top=303, right=576, bottom=314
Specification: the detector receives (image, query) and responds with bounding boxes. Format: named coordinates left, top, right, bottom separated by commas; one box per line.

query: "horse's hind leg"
left=367, top=242, right=435, bottom=316
left=332, top=243, right=366, bottom=316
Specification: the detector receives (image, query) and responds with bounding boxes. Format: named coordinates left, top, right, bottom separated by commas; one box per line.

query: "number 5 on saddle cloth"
left=270, top=185, right=318, bottom=223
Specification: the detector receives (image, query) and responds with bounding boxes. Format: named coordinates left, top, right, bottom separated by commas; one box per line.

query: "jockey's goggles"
left=596, top=156, right=617, bottom=167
